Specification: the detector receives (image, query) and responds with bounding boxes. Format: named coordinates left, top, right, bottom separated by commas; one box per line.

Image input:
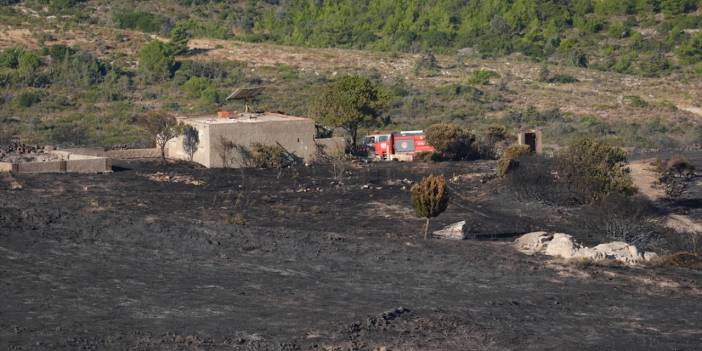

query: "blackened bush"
left=504, top=154, right=578, bottom=205
left=414, top=151, right=439, bottom=162
left=251, top=142, right=286, bottom=168
left=576, top=194, right=662, bottom=249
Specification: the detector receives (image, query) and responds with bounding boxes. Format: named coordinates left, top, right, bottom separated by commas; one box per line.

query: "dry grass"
left=1, top=18, right=700, bottom=128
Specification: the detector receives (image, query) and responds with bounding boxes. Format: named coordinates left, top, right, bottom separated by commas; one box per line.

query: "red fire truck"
left=363, top=130, right=435, bottom=161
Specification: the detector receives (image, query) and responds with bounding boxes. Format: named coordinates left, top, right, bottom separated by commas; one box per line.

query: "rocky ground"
left=1, top=160, right=701, bottom=350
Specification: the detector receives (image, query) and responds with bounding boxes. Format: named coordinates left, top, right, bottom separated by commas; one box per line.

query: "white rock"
left=545, top=233, right=581, bottom=259
left=433, top=221, right=467, bottom=240
left=514, top=231, right=553, bottom=255
left=589, top=241, right=644, bottom=264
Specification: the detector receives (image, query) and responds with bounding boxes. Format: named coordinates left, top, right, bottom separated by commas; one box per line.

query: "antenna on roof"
left=226, top=86, right=265, bottom=113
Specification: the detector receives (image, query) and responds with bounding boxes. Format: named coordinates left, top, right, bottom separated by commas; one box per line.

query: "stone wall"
left=0, top=151, right=112, bottom=174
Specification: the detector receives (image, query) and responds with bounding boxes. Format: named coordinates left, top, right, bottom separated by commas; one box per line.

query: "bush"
left=414, top=52, right=439, bottom=76
left=468, top=69, right=499, bottom=85
left=577, top=193, right=662, bottom=249
left=654, top=252, right=702, bottom=270
left=414, top=151, right=439, bottom=162
left=113, top=11, right=166, bottom=33
left=14, top=89, right=42, bottom=108
left=138, top=41, right=175, bottom=82
left=549, top=74, right=578, bottom=83
left=656, top=156, right=696, bottom=198
left=623, top=95, right=649, bottom=108
left=425, top=123, right=476, bottom=160
left=411, top=174, right=449, bottom=239
left=0, top=47, right=23, bottom=69
left=250, top=142, right=286, bottom=168
left=555, top=137, right=635, bottom=203
left=496, top=144, right=531, bottom=176
left=181, top=76, right=212, bottom=98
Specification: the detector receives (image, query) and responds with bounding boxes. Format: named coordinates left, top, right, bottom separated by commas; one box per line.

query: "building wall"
left=168, top=118, right=316, bottom=168
left=166, top=122, right=212, bottom=167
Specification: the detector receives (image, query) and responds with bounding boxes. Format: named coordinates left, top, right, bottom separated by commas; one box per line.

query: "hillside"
left=0, top=1, right=701, bottom=149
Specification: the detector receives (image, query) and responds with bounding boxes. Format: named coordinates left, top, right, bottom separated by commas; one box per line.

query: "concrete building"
left=166, top=111, right=319, bottom=168
left=517, top=128, right=543, bottom=155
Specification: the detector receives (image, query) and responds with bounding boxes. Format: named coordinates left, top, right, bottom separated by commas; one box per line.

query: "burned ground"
left=1, top=160, right=701, bottom=350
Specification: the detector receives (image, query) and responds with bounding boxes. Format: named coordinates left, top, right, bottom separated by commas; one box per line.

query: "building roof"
left=181, top=112, right=311, bottom=125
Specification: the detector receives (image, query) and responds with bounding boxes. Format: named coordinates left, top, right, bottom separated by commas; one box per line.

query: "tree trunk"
left=350, top=126, right=358, bottom=148
left=424, top=217, right=430, bottom=240
left=159, top=143, right=166, bottom=162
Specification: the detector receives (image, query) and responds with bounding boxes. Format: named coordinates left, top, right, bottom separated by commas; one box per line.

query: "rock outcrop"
left=514, top=231, right=553, bottom=255
left=544, top=233, right=581, bottom=259
left=514, top=232, right=658, bottom=265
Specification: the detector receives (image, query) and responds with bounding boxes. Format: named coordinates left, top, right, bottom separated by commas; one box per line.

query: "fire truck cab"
left=364, top=130, right=434, bottom=161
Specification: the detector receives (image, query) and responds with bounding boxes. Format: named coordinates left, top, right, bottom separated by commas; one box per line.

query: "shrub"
left=138, top=41, right=175, bottom=82
left=250, top=142, right=286, bottom=168
left=677, top=32, right=702, bottom=64
left=113, top=10, right=166, bottom=33
left=0, top=47, right=23, bottom=68
left=181, top=76, right=212, bottom=98
left=411, top=175, right=449, bottom=239
left=656, top=156, right=696, bottom=198
left=655, top=252, right=702, bottom=270
left=549, top=74, right=578, bottom=83
left=555, top=137, right=635, bottom=203
left=468, top=69, right=499, bottom=85
left=425, top=123, right=476, bottom=160
left=224, top=213, right=246, bottom=225
left=577, top=193, right=662, bottom=249
left=623, top=95, right=649, bottom=108
left=14, top=89, right=42, bottom=108
left=414, top=52, right=439, bottom=76
left=496, top=144, right=531, bottom=176
left=414, top=151, right=438, bottom=162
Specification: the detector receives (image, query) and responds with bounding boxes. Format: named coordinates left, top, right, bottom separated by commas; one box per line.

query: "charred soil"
left=0, top=160, right=701, bottom=350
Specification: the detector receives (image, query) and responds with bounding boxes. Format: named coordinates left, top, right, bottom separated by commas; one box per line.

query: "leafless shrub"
left=577, top=194, right=662, bottom=249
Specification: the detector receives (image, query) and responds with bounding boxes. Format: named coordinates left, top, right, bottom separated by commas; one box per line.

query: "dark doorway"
left=524, top=132, right=537, bottom=152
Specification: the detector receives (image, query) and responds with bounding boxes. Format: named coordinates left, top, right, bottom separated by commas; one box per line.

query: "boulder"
left=544, top=233, right=581, bottom=259
left=433, top=221, right=467, bottom=240
left=514, top=231, right=553, bottom=255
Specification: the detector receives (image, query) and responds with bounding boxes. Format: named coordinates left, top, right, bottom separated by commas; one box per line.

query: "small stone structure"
left=517, top=128, right=543, bottom=154
left=0, top=150, right=112, bottom=174
left=166, top=111, right=328, bottom=168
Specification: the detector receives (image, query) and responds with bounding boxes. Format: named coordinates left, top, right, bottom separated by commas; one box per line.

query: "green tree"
left=170, top=22, right=192, bottom=55
left=138, top=41, right=175, bottom=82
left=411, top=175, right=449, bottom=240
left=138, top=111, right=184, bottom=161
left=310, top=75, right=388, bottom=147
